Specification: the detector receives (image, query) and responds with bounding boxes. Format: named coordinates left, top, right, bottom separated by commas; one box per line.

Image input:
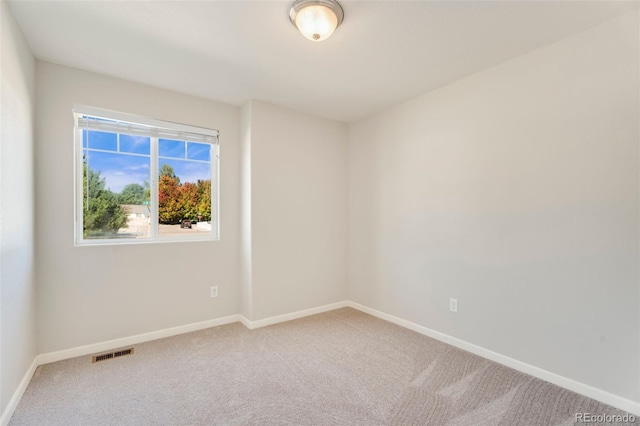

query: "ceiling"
left=8, top=0, right=636, bottom=123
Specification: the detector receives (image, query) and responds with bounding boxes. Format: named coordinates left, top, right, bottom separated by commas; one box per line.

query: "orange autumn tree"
left=158, top=164, right=212, bottom=224
left=196, top=179, right=211, bottom=221
left=179, top=182, right=199, bottom=221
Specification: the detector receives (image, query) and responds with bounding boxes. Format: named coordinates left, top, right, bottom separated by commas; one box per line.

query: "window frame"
left=73, top=106, right=220, bottom=246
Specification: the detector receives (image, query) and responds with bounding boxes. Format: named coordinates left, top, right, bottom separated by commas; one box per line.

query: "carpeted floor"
left=10, top=308, right=638, bottom=425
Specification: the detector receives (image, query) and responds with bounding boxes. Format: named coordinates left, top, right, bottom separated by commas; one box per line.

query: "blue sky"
left=84, top=131, right=211, bottom=193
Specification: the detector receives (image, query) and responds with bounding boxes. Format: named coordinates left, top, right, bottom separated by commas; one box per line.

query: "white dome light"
left=289, top=0, right=344, bottom=42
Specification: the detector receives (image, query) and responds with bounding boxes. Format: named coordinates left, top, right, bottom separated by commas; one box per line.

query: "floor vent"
left=92, top=348, right=134, bottom=363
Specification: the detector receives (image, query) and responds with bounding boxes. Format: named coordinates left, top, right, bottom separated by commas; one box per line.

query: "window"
left=74, top=107, right=219, bottom=245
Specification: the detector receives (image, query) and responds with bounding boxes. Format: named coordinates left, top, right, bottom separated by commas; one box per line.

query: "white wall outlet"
left=449, top=298, right=458, bottom=313
left=210, top=286, right=218, bottom=298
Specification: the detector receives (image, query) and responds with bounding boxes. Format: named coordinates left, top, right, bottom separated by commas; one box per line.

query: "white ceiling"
left=8, top=0, right=636, bottom=123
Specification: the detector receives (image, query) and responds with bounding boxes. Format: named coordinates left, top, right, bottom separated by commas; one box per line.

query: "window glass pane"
left=85, top=130, right=117, bottom=151
left=187, top=142, right=211, bottom=162
left=120, top=135, right=151, bottom=155
left=158, top=158, right=212, bottom=237
left=159, top=139, right=185, bottom=159
left=83, top=149, right=151, bottom=240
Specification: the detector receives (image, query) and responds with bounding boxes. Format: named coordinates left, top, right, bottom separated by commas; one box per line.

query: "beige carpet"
left=10, top=308, right=637, bottom=425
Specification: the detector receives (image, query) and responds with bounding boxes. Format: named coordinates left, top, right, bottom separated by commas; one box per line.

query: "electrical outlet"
left=210, top=286, right=218, bottom=298
left=449, top=298, right=458, bottom=313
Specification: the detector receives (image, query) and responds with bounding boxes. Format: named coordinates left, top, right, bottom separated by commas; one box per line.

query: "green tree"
left=160, top=164, right=180, bottom=184
left=83, top=161, right=127, bottom=237
left=142, top=180, right=151, bottom=204
left=118, top=183, right=145, bottom=205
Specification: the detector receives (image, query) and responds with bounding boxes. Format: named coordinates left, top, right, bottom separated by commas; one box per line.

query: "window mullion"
left=212, top=141, right=219, bottom=239
left=150, top=137, right=159, bottom=239
left=75, top=125, right=85, bottom=243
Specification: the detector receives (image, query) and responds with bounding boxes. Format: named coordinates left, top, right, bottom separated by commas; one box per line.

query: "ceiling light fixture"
left=289, top=0, right=344, bottom=42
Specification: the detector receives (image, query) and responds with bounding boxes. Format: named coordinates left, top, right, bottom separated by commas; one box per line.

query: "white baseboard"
left=238, top=315, right=252, bottom=329
left=240, top=300, right=349, bottom=329
left=37, top=314, right=241, bottom=365
left=3, top=301, right=638, bottom=423
left=346, top=301, right=640, bottom=416
left=1, top=313, right=240, bottom=424
left=0, top=358, right=38, bottom=426
left=0, top=303, right=346, bottom=423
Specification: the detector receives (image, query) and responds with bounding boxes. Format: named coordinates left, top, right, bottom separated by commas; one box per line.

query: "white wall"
left=7, top=3, right=636, bottom=414
left=348, top=12, right=639, bottom=403
left=0, top=1, right=37, bottom=414
left=35, top=63, right=348, bottom=349
left=35, top=62, right=241, bottom=353
left=245, top=100, right=348, bottom=320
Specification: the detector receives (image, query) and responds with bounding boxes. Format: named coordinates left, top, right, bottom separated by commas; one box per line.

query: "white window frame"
left=74, top=106, right=220, bottom=246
